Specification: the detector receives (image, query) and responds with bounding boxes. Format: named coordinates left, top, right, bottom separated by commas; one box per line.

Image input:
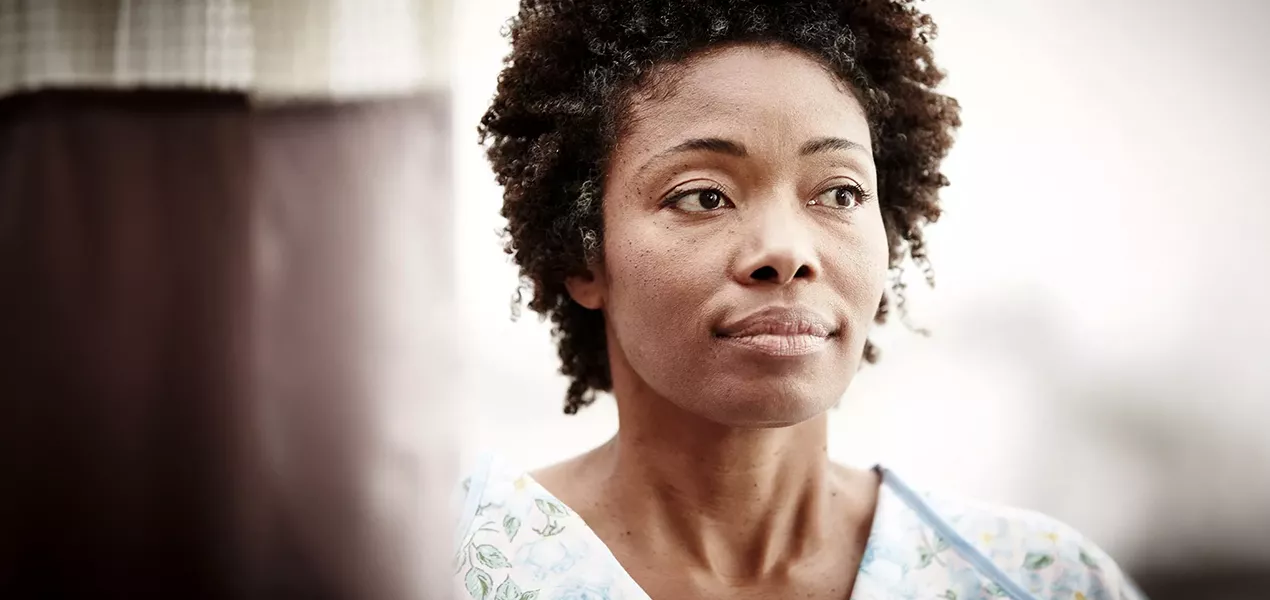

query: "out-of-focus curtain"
left=0, top=0, right=451, bottom=99
left=0, top=1, right=458, bottom=597
left=0, top=89, right=456, bottom=598
left=0, top=0, right=462, bottom=587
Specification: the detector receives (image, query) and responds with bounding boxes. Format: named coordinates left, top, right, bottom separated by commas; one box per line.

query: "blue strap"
left=880, top=467, right=1042, bottom=600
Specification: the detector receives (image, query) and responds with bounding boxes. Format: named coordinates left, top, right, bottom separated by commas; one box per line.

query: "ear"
left=564, top=263, right=607, bottom=310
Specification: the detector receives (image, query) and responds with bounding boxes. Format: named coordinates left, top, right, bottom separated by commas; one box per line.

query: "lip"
left=715, top=306, right=837, bottom=357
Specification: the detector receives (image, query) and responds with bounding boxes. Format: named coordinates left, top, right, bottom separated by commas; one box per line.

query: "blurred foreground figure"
left=0, top=2, right=457, bottom=598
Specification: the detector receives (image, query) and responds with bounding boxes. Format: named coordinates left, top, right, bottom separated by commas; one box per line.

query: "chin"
left=680, top=377, right=846, bottom=429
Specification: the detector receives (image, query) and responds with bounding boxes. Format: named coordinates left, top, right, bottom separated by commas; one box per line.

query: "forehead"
left=619, top=44, right=872, bottom=156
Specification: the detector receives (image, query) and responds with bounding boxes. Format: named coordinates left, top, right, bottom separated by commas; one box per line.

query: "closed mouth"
left=714, top=306, right=839, bottom=356
left=716, top=332, right=833, bottom=356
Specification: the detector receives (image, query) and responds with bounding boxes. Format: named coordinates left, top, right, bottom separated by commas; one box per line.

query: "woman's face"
left=569, top=44, right=888, bottom=427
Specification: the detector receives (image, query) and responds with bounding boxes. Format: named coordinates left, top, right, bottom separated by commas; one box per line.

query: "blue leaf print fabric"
left=452, top=454, right=1146, bottom=600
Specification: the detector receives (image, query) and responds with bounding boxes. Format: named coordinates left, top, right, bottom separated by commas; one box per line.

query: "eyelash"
left=813, top=182, right=874, bottom=209
left=660, top=182, right=874, bottom=210
left=660, top=184, right=730, bottom=208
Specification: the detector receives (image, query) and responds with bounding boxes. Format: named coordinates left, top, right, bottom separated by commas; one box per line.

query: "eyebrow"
left=652, top=136, right=868, bottom=161
left=637, top=135, right=869, bottom=177
left=661, top=137, right=749, bottom=158
left=799, top=136, right=868, bottom=156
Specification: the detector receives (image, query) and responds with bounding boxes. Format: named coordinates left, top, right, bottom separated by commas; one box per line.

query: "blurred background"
left=0, top=1, right=459, bottom=597
left=451, top=0, right=1270, bottom=598
left=2, top=0, right=1267, bottom=598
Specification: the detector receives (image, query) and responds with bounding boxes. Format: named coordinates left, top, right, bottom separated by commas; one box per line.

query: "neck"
left=599, top=374, right=843, bottom=578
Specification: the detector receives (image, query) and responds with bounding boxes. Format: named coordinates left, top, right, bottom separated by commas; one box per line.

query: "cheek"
left=831, top=210, right=891, bottom=317
left=603, top=223, right=716, bottom=344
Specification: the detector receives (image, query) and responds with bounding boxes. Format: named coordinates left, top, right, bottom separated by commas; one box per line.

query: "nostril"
left=751, top=265, right=779, bottom=281
left=749, top=264, right=813, bottom=283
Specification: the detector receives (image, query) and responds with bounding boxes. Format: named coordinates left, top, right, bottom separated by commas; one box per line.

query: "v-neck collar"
left=457, top=454, right=1121, bottom=600
left=516, top=466, right=891, bottom=600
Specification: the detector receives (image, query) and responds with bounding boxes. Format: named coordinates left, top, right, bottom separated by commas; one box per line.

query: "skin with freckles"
left=574, top=44, right=889, bottom=428
left=535, top=44, right=889, bottom=599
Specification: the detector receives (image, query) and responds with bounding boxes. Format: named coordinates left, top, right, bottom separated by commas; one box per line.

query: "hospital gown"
left=452, top=455, right=1145, bottom=600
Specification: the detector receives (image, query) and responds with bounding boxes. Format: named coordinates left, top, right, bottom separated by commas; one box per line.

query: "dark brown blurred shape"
left=0, top=90, right=456, bottom=599
left=1135, top=565, right=1270, bottom=600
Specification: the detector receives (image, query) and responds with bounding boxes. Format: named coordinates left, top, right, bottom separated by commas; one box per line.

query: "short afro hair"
left=479, top=0, right=961, bottom=414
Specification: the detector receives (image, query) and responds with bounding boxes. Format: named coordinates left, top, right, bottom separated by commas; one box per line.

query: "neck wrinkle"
left=602, top=375, right=838, bottom=579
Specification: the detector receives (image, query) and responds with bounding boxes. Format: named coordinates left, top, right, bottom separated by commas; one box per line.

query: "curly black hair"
left=479, top=0, right=961, bottom=414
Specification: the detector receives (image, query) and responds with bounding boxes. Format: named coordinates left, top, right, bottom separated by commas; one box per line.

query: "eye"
left=809, top=184, right=868, bottom=209
left=667, top=187, right=733, bottom=212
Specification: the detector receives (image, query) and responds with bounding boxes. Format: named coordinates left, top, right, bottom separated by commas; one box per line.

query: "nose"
left=732, top=201, right=820, bottom=286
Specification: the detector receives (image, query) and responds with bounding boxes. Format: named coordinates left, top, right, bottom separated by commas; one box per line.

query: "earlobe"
left=565, top=266, right=606, bottom=310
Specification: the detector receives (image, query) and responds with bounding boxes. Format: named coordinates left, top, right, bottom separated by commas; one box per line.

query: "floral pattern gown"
left=452, top=454, right=1146, bottom=600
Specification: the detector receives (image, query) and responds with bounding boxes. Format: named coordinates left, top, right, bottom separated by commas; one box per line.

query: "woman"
left=455, top=1, right=1144, bottom=598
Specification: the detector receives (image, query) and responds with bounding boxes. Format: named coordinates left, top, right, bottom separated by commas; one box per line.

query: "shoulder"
left=871, top=468, right=1146, bottom=600
left=451, top=453, right=637, bottom=599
